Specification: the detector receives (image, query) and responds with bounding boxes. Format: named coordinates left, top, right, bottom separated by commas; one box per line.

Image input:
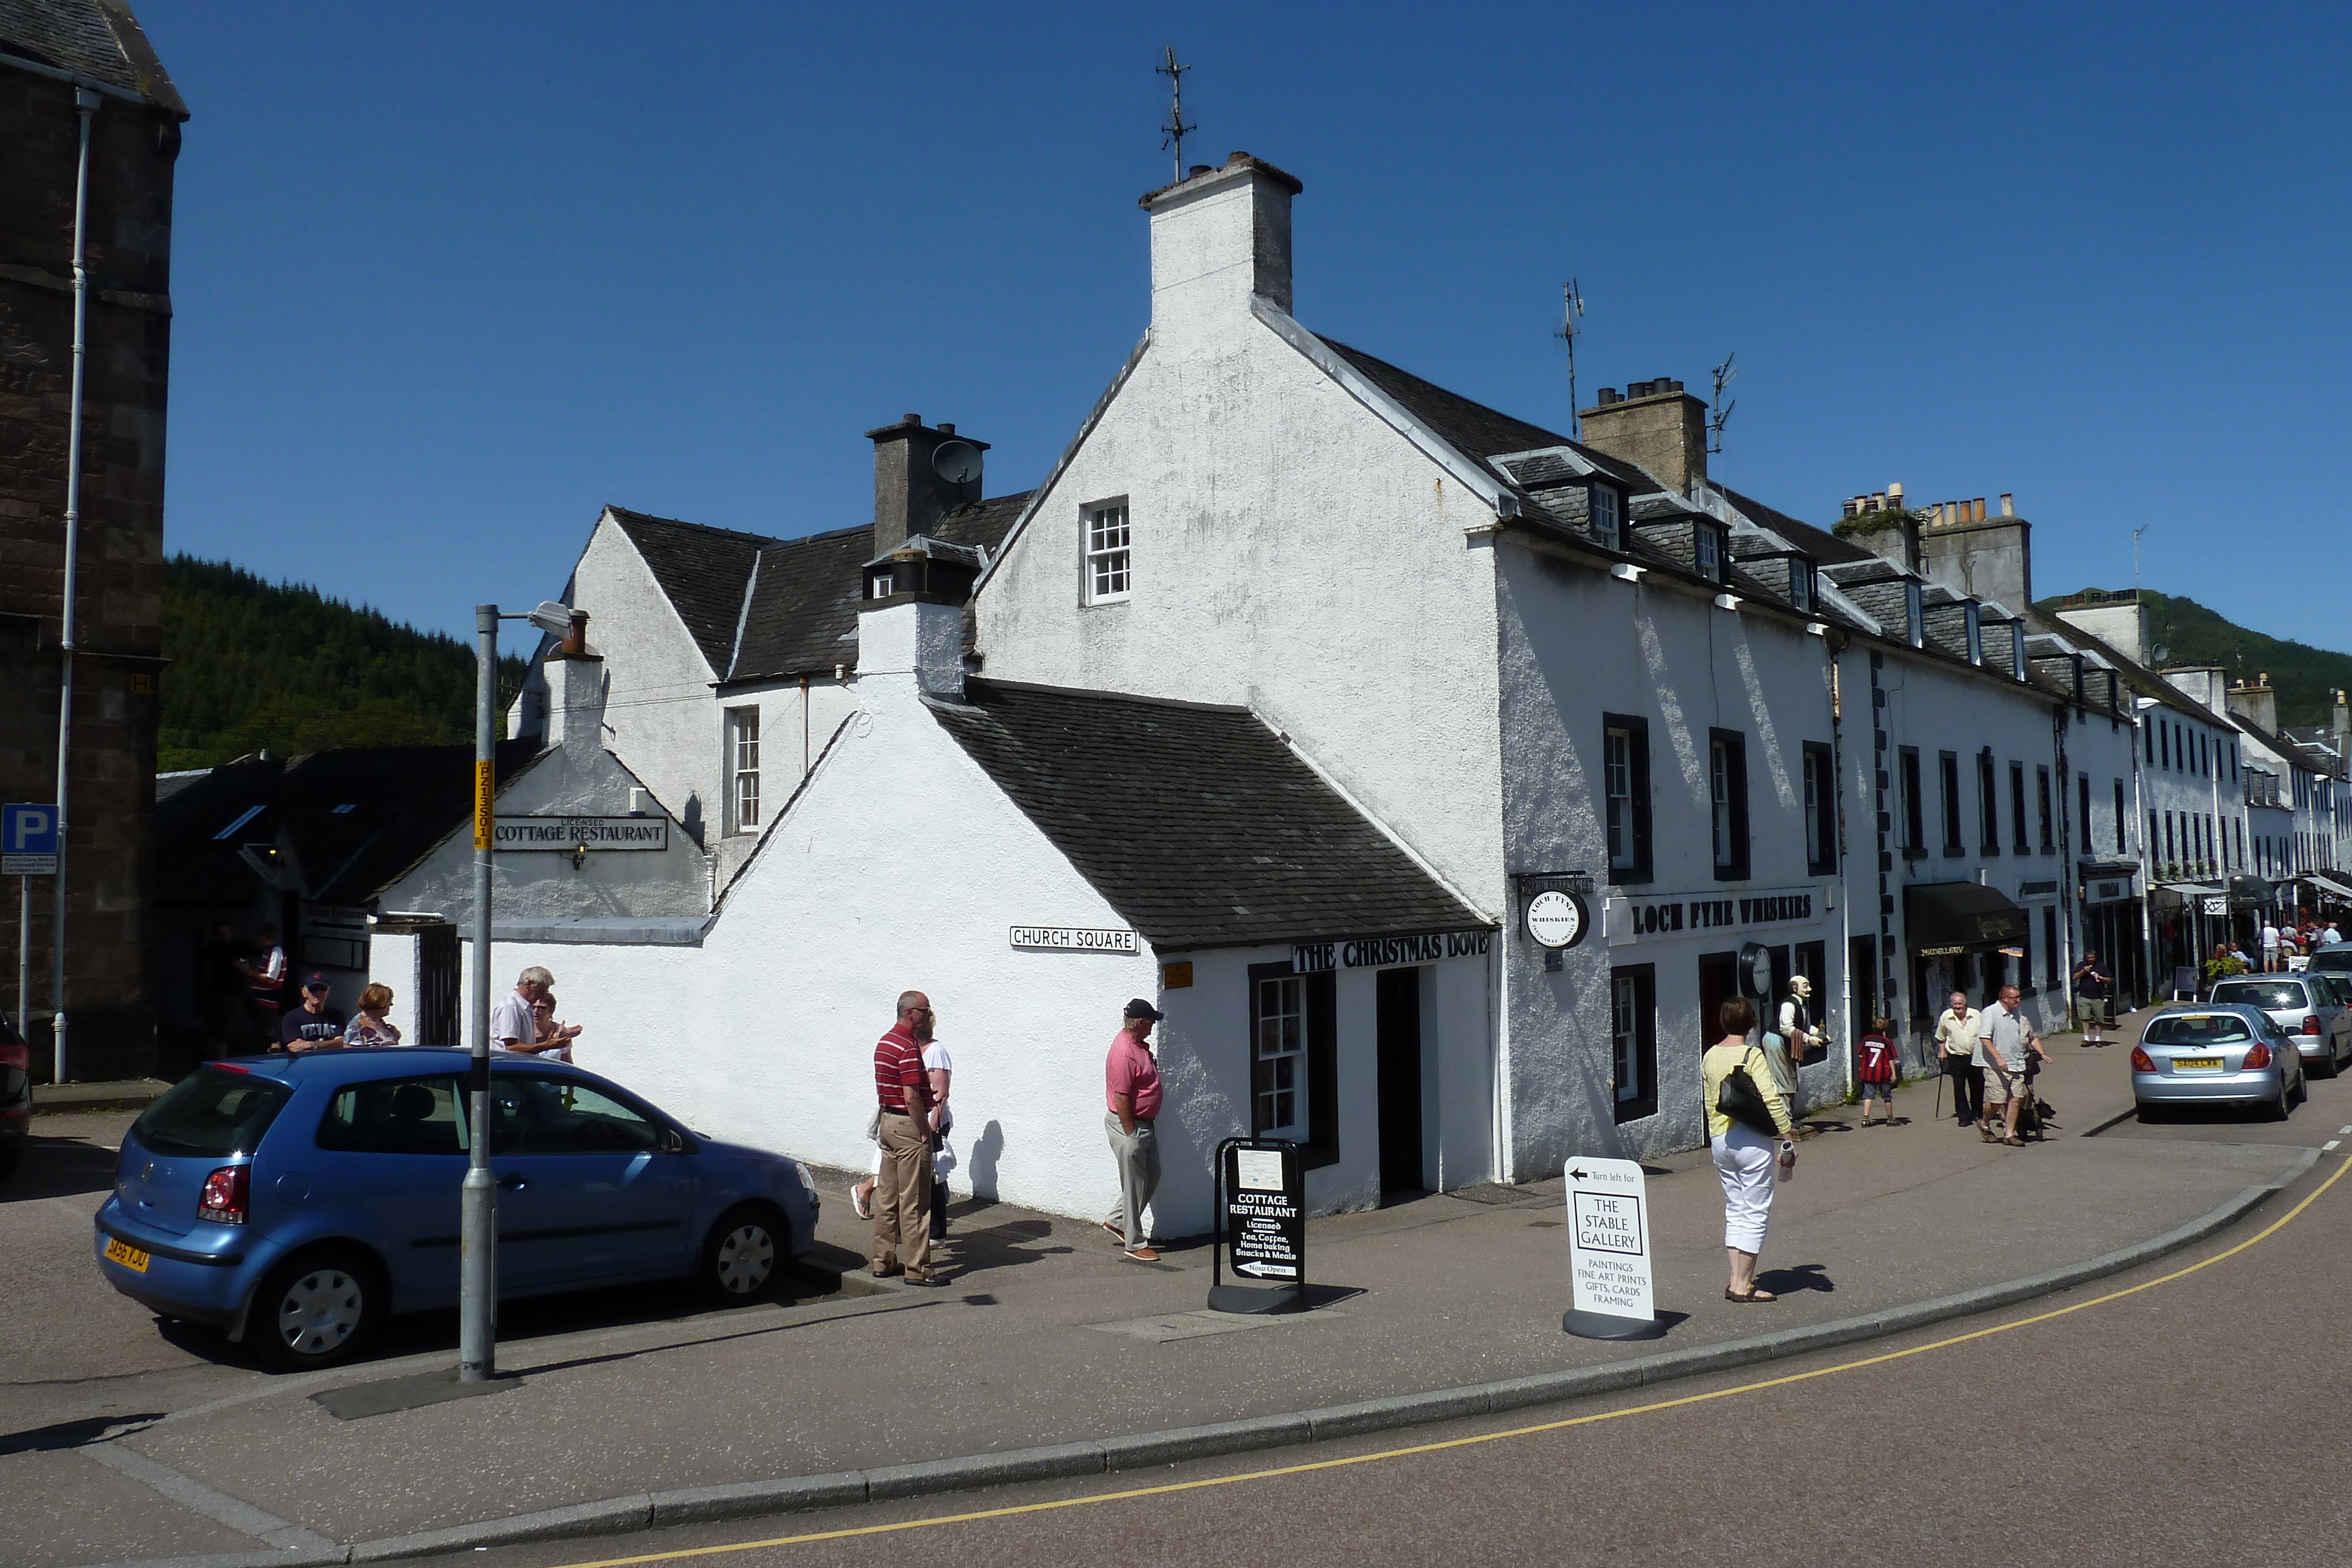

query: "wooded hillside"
left=160, top=557, right=524, bottom=771
left=2042, top=589, right=2352, bottom=730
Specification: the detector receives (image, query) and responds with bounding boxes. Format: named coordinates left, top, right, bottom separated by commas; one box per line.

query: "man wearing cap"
left=280, top=975, right=348, bottom=1052
left=1104, top=998, right=1165, bottom=1261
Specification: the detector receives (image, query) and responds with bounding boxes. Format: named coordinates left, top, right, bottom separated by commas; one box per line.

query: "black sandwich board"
left=1208, top=1136, right=1307, bottom=1315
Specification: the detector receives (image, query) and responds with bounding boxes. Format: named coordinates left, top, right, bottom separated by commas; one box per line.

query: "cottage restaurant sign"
left=495, top=816, right=669, bottom=851
left=1010, top=925, right=1142, bottom=954
left=1605, top=886, right=1823, bottom=945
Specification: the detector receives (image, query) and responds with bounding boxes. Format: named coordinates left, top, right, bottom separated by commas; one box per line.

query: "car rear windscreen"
left=132, top=1069, right=295, bottom=1157
left=2310, top=950, right=2352, bottom=972
left=2211, top=982, right=2310, bottom=1011
left=2144, top=1015, right=2253, bottom=1045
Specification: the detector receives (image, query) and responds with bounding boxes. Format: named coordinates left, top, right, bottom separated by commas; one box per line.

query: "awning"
left=2308, top=872, right=2352, bottom=902
left=1904, top=881, right=2029, bottom=956
left=2231, top=874, right=2277, bottom=908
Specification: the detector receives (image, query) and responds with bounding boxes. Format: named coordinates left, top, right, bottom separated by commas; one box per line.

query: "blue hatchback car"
left=93, top=1049, right=821, bottom=1369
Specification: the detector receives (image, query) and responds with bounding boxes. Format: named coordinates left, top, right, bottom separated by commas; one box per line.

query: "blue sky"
left=139, top=1, right=2352, bottom=647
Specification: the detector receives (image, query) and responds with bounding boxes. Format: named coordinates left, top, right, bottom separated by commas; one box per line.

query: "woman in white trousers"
left=1702, top=997, right=1797, bottom=1302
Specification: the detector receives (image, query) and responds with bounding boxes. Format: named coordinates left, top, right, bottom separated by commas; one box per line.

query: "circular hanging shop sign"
left=1526, top=890, right=1589, bottom=950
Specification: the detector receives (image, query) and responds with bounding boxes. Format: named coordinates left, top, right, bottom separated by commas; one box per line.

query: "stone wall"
left=0, top=64, right=182, bottom=1080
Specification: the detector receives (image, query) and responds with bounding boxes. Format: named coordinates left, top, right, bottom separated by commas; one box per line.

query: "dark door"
left=417, top=922, right=460, bottom=1047
left=1698, top=951, right=1738, bottom=1047
left=1849, top=937, right=1877, bottom=1042
left=1375, top=967, right=1424, bottom=1198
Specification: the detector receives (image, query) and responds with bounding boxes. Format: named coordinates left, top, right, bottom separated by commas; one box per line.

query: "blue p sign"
left=4, top=804, right=58, bottom=856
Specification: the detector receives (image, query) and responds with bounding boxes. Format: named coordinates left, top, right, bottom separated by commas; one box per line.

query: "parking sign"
left=4, top=803, right=58, bottom=876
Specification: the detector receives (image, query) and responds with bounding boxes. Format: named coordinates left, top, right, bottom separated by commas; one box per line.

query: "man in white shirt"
left=1934, top=990, right=1983, bottom=1128
left=1976, top=984, right=2052, bottom=1144
left=2324, top=924, right=2343, bottom=948
left=490, top=965, right=563, bottom=1053
left=2262, top=922, right=2281, bottom=972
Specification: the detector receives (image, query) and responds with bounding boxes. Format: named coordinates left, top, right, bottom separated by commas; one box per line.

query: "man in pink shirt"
left=1102, top=998, right=1165, bottom=1261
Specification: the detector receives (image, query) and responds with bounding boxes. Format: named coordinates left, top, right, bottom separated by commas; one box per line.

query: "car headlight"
left=793, top=1160, right=818, bottom=1195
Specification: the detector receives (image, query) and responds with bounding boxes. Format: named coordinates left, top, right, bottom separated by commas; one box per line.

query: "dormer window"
left=1589, top=484, right=1622, bottom=549
left=1788, top=561, right=1815, bottom=614
left=868, top=570, right=894, bottom=598
left=1693, top=524, right=1722, bottom=583
left=1965, top=603, right=1984, bottom=666
left=1905, top=581, right=1924, bottom=647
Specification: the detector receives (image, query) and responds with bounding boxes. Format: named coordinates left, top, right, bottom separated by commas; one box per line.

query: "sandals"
left=2002, top=1135, right=2026, bottom=1146
left=1725, top=1287, right=1778, bottom=1303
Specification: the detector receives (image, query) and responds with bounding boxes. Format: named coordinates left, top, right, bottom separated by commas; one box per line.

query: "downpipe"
left=50, top=86, right=99, bottom=1082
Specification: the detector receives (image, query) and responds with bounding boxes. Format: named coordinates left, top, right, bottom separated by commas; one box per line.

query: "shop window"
left=1603, top=714, right=1652, bottom=883
left=1709, top=729, right=1750, bottom=881
left=1609, top=965, right=1657, bottom=1123
left=1248, top=961, right=1338, bottom=1168
left=1802, top=742, right=1837, bottom=875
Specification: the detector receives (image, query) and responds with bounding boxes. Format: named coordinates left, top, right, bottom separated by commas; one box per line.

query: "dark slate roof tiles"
left=0, top=0, right=183, bottom=111
left=608, top=508, right=781, bottom=676
left=928, top=680, right=1486, bottom=951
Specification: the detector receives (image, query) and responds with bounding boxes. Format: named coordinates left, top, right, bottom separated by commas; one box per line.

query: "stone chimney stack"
left=2227, top=673, right=2280, bottom=735
left=1916, top=491, right=2031, bottom=610
left=866, top=415, right=987, bottom=556
left=1579, top=379, right=1709, bottom=496
left=1142, top=151, right=1302, bottom=328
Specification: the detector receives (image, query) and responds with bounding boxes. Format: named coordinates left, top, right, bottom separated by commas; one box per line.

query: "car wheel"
left=696, top=1203, right=786, bottom=1305
left=2134, top=1101, right=2159, bottom=1124
left=2317, top=1049, right=2341, bottom=1081
left=2267, top=1081, right=2293, bottom=1121
left=250, top=1248, right=380, bottom=1371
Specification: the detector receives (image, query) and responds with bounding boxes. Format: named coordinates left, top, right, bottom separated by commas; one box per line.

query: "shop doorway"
left=1375, top=967, right=1424, bottom=1198
left=1698, top=951, right=1738, bottom=1048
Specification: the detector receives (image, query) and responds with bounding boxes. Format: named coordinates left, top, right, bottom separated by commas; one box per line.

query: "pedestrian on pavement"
left=1104, top=998, right=1165, bottom=1262
left=194, top=922, right=248, bottom=1060
left=530, top=990, right=581, bottom=1062
left=1855, top=1017, right=1899, bottom=1126
left=851, top=1025, right=954, bottom=1242
left=2326, top=921, right=2344, bottom=947
left=238, top=924, right=288, bottom=1051
left=1976, top=984, right=2052, bottom=1146
left=491, top=967, right=564, bottom=1054
left=2262, top=920, right=2281, bottom=972
left=1704, top=997, right=1795, bottom=1303
left=280, top=974, right=348, bottom=1052
left=347, top=983, right=402, bottom=1048
left=2072, top=951, right=2113, bottom=1047
left=1935, top=990, right=1983, bottom=1128
left=871, top=990, right=941, bottom=1285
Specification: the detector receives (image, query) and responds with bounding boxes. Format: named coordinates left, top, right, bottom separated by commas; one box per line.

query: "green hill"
left=160, top=557, right=526, bottom=771
left=2040, top=588, right=2352, bottom=730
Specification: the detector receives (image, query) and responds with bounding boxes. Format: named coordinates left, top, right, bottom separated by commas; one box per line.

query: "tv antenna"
left=1555, top=278, right=1586, bottom=437
left=1158, top=46, right=1195, bottom=183
left=1708, top=352, right=1738, bottom=456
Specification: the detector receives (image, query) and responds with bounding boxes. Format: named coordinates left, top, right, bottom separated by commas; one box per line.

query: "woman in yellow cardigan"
left=1702, top=997, right=1796, bottom=1302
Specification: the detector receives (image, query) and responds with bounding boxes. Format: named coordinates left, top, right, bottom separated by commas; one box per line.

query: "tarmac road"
left=414, top=1105, right=2352, bottom=1568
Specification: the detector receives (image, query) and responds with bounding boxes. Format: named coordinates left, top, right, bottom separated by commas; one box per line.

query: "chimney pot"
left=901, top=413, right=920, bottom=425
left=937, top=423, right=954, bottom=434
left=1188, top=163, right=1212, bottom=177
left=1999, top=492, right=2014, bottom=517
left=1887, top=482, right=1905, bottom=504
left=1973, top=496, right=1987, bottom=521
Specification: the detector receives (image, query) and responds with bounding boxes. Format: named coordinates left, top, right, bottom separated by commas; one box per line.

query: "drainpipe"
left=49, top=87, right=99, bottom=1083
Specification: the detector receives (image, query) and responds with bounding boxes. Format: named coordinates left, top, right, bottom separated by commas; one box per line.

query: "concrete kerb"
left=81, top=1154, right=2321, bottom=1568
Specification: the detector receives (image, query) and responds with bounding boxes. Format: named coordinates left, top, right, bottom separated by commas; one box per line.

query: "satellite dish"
left=931, top=440, right=983, bottom=485
left=2150, top=644, right=2170, bottom=665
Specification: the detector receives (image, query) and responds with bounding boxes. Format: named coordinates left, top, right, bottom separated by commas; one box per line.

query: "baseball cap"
left=302, top=972, right=332, bottom=991
left=1124, top=998, right=1164, bottom=1021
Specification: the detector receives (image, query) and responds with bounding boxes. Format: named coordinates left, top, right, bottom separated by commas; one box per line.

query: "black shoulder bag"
left=1716, top=1052, right=1782, bottom=1137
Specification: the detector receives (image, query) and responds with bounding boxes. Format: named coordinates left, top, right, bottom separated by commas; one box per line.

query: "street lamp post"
left=459, top=598, right=575, bottom=1384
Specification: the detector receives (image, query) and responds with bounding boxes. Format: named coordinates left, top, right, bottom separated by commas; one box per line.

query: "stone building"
left=0, top=0, right=185, bottom=1079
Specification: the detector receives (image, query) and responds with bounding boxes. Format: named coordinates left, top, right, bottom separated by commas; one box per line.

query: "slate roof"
left=1714, top=485, right=1874, bottom=567
left=153, top=741, right=545, bottom=911
left=607, top=508, right=781, bottom=676
left=1315, top=337, right=1656, bottom=492
left=928, top=679, right=1487, bottom=951
left=0, top=0, right=183, bottom=112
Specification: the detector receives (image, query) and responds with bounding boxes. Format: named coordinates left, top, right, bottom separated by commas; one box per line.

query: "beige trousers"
left=872, top=1111, right=933, bottom=1279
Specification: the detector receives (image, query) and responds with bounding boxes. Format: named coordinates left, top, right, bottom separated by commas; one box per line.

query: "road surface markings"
left=538, top=1154, right=2352, bottom=1568
left=2326, top=1141, right=2341, bottom=1152
left=2339, top=1125, right=2351, bottom=1135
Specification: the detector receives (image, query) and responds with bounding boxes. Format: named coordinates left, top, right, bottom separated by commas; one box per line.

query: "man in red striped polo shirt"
left=872, top=990, right=941, bottom=1285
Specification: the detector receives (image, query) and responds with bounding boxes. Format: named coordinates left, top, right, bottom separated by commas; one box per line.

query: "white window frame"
left=1788, top=561, right=1813, bottom=614
left=727, top=707, right=761, bottom=834
left=1693, top=524, right=1722, bottom=583
left=1253, top=974, right=1306, bottom=1138
left=1083, top=500, right=1132, bottom=606
left=1605, top=726, right=1635, bottom=870
left=1589, top=484, right=1622, bottom=549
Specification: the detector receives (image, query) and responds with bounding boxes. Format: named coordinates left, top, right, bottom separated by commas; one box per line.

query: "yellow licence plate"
left=103, top=1237, right=151, bottom=1273
left=2172, top=1058, right=2224, bottom=1072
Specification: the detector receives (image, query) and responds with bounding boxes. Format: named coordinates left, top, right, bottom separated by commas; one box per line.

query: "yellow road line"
left=544, top=1156, right=2350, bottom=1567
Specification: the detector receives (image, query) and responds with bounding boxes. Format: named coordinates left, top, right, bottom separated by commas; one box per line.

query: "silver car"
left=2132, top=1002, right=2306, bottom=1120
left=2307, top=943, right=2352, bottom=977
left=2209, top=974, right=2352, bottom=1078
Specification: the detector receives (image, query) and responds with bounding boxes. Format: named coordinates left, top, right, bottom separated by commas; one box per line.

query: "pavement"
left=2, top=1007, right=2335, bottom=1566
